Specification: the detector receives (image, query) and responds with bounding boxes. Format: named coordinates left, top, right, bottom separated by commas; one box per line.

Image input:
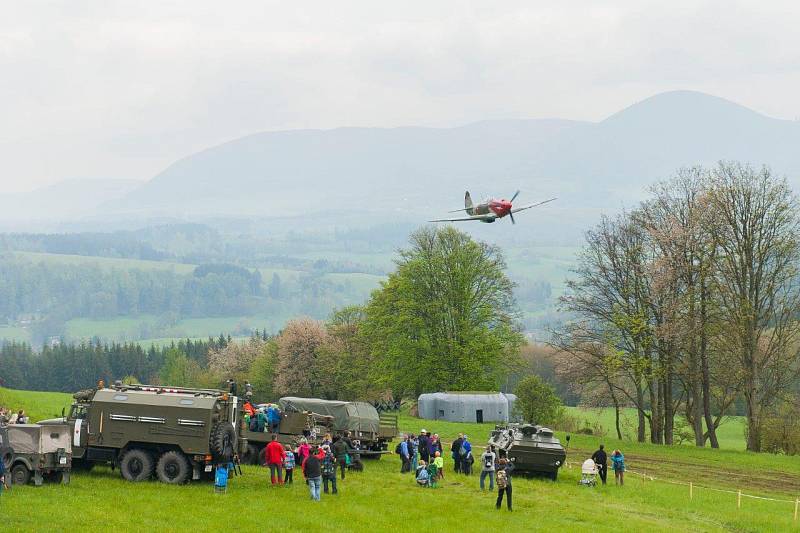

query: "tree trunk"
left=636, top=387, right=646, bottom=443
left=745, top=375, right=761, bottom=452
left=699, top=273, right=719, bottom=448
left=663, top=362, right=675, bottom=445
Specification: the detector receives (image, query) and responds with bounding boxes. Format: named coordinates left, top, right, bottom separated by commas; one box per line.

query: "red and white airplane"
left=430, top=191, right=556, bottom=224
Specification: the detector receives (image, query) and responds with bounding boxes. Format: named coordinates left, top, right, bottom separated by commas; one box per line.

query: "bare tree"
left=708, top=162, right=800, bottom=452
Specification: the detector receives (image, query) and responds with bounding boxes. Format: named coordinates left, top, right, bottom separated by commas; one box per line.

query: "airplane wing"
left=510, top=197, right=557, bottom=214
left=429, top=215, right=491, bottom=222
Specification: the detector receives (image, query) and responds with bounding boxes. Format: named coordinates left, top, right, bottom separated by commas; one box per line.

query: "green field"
left=1, top=388, right=799, bottom=531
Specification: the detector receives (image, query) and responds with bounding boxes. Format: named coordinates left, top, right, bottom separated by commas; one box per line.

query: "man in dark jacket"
left=591, top=444, right=608, bottom=485
left=451, top=433, right=464, bottom=474
left=418, top=430, right=430, bottom=463
left=332, top=436, right=350, bottom=480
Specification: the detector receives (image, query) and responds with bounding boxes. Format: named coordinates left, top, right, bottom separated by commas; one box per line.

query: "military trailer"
left=39, top=384, right=247, bottom=484
left=241, top=410, right=333, bottom=465
left=0, top=423, right=72, bottom=485
left=488, top=423, right=567, bottom=480
left=279, top=397, right=398, bottom=454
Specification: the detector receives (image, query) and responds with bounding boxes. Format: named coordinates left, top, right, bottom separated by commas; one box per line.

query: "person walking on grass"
left=451, top=433, right=464, bottom=474
left=495, top=457, right=515, bottom=511
left=461, top=435, right=473, bottom=475
left=591, top=444, right=608, bottom=485
left=302, top=445, right=323, bottom=501
left=409, top=433, right=419, bottom=472
left=399, top=436, right=411, bottom=473
left=611, top=449, right=625, bottom=486
left=283, top=444, right=295, bottom=484
left=479, top=445, right=496, bottom=490
left=265, top=434, right=285, bottom=485
left=321, top=445, right=338, bottom=494
left=332, top=436, right=350, bottom=480
left=419, top=430, right=430, bottom=463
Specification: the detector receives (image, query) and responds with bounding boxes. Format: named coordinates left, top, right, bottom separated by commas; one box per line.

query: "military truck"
left=39, top=384, right=247, bottom=484
left=0, top=423, right=72, bottom=485
left=278, top=397, right=398, bottom=455
left=487, top=423, right=567, bottom=480
left=241, top=409, right=333, bottom=465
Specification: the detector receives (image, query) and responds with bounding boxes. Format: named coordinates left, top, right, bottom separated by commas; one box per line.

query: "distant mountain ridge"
left=106, top=91, right=800, bottom=221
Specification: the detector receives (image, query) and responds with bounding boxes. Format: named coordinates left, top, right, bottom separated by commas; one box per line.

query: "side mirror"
left=566, top=435, right=571, bottom=442
left=62, top=407, right=66, bottom=418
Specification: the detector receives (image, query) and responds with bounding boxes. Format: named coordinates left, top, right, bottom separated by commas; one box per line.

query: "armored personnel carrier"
left=39, top=384, right=247, bottom=484
left=487, top=423, right=567, bottom=480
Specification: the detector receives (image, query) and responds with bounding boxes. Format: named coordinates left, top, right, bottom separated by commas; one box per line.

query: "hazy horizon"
left=3, top=1, right=800, bottom=193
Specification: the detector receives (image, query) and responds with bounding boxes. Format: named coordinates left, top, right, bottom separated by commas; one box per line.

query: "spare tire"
left=210, top=421, right=237, bottom=460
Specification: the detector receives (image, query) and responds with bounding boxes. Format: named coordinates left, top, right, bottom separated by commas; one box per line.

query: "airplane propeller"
left=508, top=190, right=520, bottom=224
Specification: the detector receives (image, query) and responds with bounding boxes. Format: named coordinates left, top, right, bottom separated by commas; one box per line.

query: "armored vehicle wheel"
left=156, top=451, right=191, bottom=484
left=550, top=471, right=558, bottom=481
left=120, top=448, right=155, bottom=482
left=210, top=422, right=237, bottom=460
left=49, top=471, right=64, bottom=484
left=11, top=464, right=31, bottom=485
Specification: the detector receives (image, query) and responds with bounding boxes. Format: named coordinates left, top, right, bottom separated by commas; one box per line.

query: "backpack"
left=395, top=442, right=403, bottom=455
left=496, top=468, right=508, bottom=489
left=321, top=456, right=336, bottom=477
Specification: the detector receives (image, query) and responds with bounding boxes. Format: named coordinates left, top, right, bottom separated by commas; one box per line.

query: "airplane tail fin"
left=465, top=191, right=474, bottom=215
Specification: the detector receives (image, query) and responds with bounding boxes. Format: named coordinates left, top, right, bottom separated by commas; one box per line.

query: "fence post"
left=794, top=499, right=798, bottom=521
left=689, top=482, right=693, bottom=501
left=737, top=490, right=741, bottom=509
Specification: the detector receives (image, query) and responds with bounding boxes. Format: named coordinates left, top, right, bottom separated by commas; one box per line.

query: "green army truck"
left=39, top=384, right=247, bottom=484
left=279, top=397, right=398, bottom=455
left=241, top=409, right=333, bottom=465
left=0, top=423, right=72, bottom=486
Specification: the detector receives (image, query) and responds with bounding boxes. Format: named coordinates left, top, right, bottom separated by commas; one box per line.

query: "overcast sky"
left=1, top=1, right=799, bottom=193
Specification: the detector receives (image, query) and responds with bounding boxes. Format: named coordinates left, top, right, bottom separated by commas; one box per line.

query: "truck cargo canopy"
left=279, top=397, right=379, bottom=434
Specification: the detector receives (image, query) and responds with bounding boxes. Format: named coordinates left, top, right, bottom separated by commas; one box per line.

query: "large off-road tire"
left=209, top=422, right=237, bottom=460
left=119, top=448, right=155, bottom=482
left=11, top=464, right=31, bottom=485
left=155, top=451, right=191, bottom=484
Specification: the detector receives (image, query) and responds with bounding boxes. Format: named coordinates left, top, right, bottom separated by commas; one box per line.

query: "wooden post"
left=737, top=490, right=741, bottom=509
left=794, top=499, right=798, bottom=521
left=689, top=482, right=693, bottom=501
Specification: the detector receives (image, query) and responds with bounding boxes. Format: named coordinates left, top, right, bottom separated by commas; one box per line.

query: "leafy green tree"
left=159, top=348, right=202, bottom=387
left=248, top=339, right=278, bottom=402
left=318, top=306, right=382, bottom=401
left=514, top=375, right=563, bottom=426
left=362, top=226, right=524, bottom=396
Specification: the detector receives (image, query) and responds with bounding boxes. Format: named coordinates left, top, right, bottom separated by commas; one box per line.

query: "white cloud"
left=1, top=0, right=798, bottom=192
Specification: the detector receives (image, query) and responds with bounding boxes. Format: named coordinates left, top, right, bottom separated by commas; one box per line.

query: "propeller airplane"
left=430, top=191, right=556, bottom=224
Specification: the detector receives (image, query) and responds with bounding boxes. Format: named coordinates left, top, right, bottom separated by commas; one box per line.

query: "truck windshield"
left=70, top=405, right=87, bottom=419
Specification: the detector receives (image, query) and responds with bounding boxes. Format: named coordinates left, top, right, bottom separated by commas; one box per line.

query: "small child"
left=433, top=450, right=444, bottom=480
left=415, top=459, right=429, bottom=486
left=283, top=444, right=295, bottom=484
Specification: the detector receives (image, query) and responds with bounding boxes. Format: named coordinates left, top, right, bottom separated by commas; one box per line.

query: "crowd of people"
left=258, top=431, right=358, bottom=501
left=0, top=407, right=29, bottom=425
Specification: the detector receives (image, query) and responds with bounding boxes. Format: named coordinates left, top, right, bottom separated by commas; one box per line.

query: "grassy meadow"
left=1, top=388, right=799, bottom=531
